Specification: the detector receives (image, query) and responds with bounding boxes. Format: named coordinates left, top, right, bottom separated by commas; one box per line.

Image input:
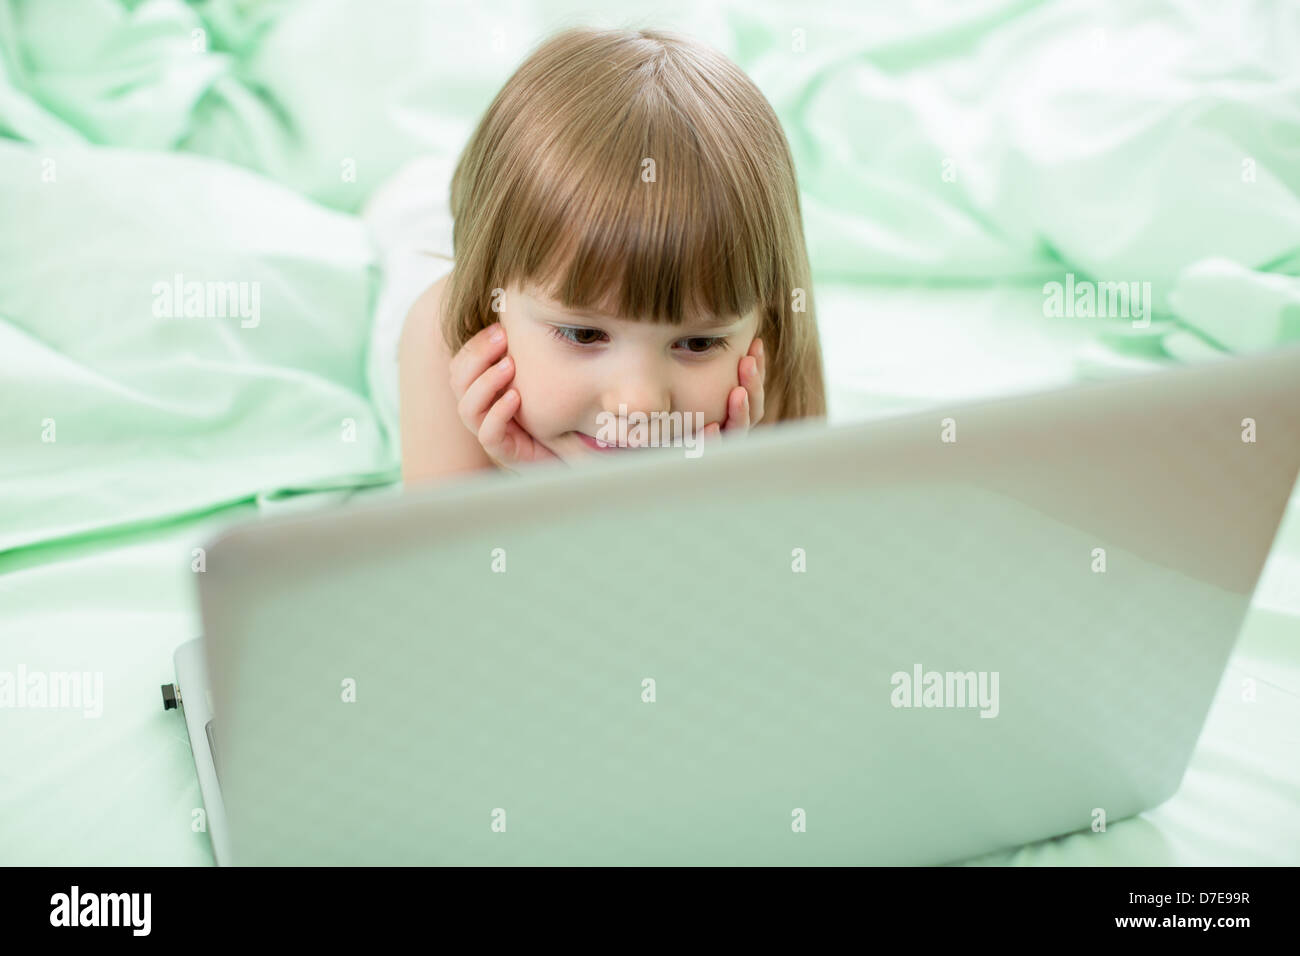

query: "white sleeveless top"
left=362, top=154, right=457, bottom=457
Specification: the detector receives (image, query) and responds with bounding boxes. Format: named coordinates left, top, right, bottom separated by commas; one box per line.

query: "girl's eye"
left=548, top=325, right=727, bottom=355
left=549, top=326, right=607, bottom=346
left=680, top=336, right=726, bottom=354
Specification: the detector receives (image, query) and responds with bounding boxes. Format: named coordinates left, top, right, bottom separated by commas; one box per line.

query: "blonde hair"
left=443, top=26, right=826, bottom=423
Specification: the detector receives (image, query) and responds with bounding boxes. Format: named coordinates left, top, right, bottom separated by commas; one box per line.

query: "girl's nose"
left=603, top=381, right=672, bottom=434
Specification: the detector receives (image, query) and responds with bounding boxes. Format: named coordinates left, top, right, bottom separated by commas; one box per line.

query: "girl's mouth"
left=574, top=431, right=646, bottom=452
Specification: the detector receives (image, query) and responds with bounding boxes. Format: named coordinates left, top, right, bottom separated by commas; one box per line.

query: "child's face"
left=496, top=281, right=760, bottom=461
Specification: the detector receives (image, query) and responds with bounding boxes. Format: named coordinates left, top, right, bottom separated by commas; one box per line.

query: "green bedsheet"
left=2, top=0, right=1298, bottom=864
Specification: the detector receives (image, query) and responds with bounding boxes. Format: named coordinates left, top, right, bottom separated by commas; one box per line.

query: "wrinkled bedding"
left=1, top=0, right=1297, bottom=865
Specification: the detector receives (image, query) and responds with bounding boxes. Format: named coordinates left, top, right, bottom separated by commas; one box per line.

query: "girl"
left=398, top=26, right=826, bottom=485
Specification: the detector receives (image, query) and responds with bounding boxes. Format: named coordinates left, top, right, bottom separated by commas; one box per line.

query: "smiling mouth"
left=574, top=431, right=650, bottom=452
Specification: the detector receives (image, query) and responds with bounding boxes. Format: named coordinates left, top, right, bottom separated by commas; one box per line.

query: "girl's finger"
left=731, top=339, right=764, bottom=428
left=748, top=363, right=765, bottom=425
left=477, top=388, right=521, bottom=461
left=719, top=385, right=749, bottom=434
left=448, top=322, right=508, bottom=396
left=742, top=354, right=765, bottom=426
left=477, top=389, right=561, bottom=466
left=457, top=354, right=514, bottom=431
left=740, top=338, right=764, bottom=384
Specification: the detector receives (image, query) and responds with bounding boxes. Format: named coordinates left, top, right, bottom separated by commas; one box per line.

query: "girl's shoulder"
left=401, top=266, right=453, bottom=354
left=398, top=267, right=496, bottom=483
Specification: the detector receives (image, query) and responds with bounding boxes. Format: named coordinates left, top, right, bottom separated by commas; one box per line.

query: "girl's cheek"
left=691, top=372, right=732, bottom=423
left=508, top=363, right=560, bottom=430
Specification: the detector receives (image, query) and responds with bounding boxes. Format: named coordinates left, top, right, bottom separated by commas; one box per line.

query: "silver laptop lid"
left=196, top=344, right=1300, bottom=864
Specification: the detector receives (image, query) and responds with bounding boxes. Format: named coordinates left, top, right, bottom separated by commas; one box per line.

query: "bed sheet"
left=2, top=0, right=1299, bottom=865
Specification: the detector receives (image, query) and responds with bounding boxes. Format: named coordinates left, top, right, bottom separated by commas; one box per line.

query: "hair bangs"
left=497, top=84, right=774, bottom=327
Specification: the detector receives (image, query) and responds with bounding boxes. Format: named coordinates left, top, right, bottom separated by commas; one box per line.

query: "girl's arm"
left=398, top=272, right=498, bottom=485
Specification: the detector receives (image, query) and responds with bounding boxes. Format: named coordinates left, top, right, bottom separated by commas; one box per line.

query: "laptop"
left=166, top=343, right=1300, bottom=865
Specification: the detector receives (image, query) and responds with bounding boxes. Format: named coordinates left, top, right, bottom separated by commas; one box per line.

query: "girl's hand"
left=703, top=337, right=765, bottom=444
left=448, top=321, right=560, bottom=473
